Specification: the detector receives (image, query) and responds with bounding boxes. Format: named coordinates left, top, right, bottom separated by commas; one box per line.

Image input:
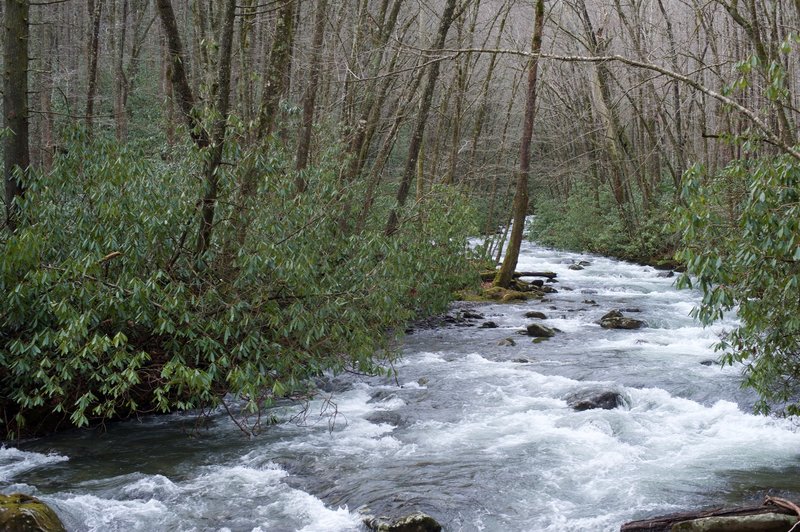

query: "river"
left=3, top=240, right=800, bottom=531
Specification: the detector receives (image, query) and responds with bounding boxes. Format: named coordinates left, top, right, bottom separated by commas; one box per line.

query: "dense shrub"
left=676, top=156, right=800, bottom=415
left=528, top=179, right=677, bottom=263
left=0, top=132, right=477, bottom=437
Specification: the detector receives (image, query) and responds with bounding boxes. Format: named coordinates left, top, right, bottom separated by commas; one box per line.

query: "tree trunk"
left=113, top=0, right=129, bottom=141
left=295, top=0, right=328, bottom=183
left=40, top=23, right=54, bottom=172
left=85, top=0, right=103, bottom=139
left=4, top=0, right=30, bottom=230
left=494, top=0, right=545, bottom=288
left=156, top=0, right=209, bottom=148
left=385, top=0, right=459, bottom=236
left=256, top=0, right=296, bottom=141
left=195, top=0, right=237, bottom=256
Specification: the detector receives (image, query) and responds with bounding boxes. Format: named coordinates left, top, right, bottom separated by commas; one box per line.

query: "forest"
left=2, top=0, right=800, bottom=439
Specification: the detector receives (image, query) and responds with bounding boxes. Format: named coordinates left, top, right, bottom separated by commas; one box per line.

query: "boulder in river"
left=568, top=264, right=584, bottom=271
left=524, top=311, right=547, bottom=319
left=526, top=323, right=556, bottom=337
left=363, top=511, right=443, bottom=532
left=0, top=494, right=66, bottom=532
left=479, top=321, right=498, bottom=328
left=461, top=310, right=484, bottom=320
left=599, top=309, right=645, bottom=330
left=566, top=389, right=626, bottom=411
left=498, top=337, right=516, bottom=347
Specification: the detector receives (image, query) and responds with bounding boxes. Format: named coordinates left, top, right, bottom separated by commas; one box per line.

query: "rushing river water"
left=4, top=240, right=800, bottom=531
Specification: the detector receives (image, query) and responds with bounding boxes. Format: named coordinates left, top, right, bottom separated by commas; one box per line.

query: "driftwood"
left=514, top=271, right=558, bottom=279
left=480, top=270, right=558, bottom=282
left=621, top=498, right=800, bottom=532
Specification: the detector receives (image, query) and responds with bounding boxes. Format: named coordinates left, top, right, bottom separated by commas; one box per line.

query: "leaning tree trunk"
left=385, top=0, right=459, bottom=236
left=494, top=0, right=545, bottom=288
left=4, top=0, right=30, bottom=230
left=295, top=0, right=328, bottom=182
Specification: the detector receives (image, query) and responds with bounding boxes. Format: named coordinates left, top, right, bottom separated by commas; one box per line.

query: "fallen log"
left=480, top=270, right=558, bottom=282
left=514, top=271, right=558, bottom=279
left=621, top=498, right=799, bottom=532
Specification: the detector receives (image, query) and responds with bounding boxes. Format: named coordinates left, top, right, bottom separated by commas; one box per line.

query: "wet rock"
left=539, top=285, right=558, bottom=293
left=524, top=311, right=547, bottom=319
left=566, top=390, right=625, bottom=411
left=512, top=357, right=531, bottom=363
left=0, top=494, right=66, bottom=532
left=599, top=309, right=645, bottom=330
left=526, top=323, right=556, bottom=337
left=532, top=337, right=550, bottom=344
left=657, top=270, right=675, bottom=278
left=461, top=310, right=484, bottom=320
left=364, top=511, right=443, bottom=532
left=545, top=278, right=557, bottom=283
left=368, top=390, right=398, bottom=403
left=498, top=337, right=516, bottom=347
left=700, top=360, right=716, bottom=366
left=501, top=291, right=528, bottom=302
left=568, top=264, right=584, bottom=271
left=578, top=260, right=592, bottom=266
left=583, top=299, right=597, bottom=305
left=581, top=289, right=597, bottom=294
left=531, top=279, right=544, bottom=288
left=364, top=411, right=405, bottom=427
left=479, top=321, right=498, bottom=329
left=623, top=308, right=642, bottom=313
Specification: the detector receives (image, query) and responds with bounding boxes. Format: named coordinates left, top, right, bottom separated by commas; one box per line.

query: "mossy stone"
left=0, top=494, right=66, bottom=532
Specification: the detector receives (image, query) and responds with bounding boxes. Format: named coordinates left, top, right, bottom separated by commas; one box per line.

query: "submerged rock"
left=566, top=390, right=626, bottom=411
left=568, top=264, right=584, bottom=271
left=479, top=321, right=498, bottom=328
left=498, top=337, right=516, bottom=347
left=0, top=494, right=66, bottom=532
left=525, top=323, right=556, bottom=338
left=364, top=511, right=443, bottom=532
left=599, top=309, right=645, bottom=330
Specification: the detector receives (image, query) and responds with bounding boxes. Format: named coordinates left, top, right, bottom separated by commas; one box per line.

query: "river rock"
left=568, top=264, right=584, bottom=271
left=566, top=390, right=625, bottom=411
left=479, top=321, right=498, bottom=328
left=0, top=494, right=66, bottom=532
left=578, top=260, right=591, bottom=266
left=525, top=323, right=556, bottom=337
left=364, top=411, right=405, bottom=427
left=599, top=309, right=645, bottom=330
left=364, top=511, right=442, bottom=532
left=498, top=337, right=516, bottom=346
left=524, top=311, right=547, bottom=319
left=531, top=279, right=544, bottom=288
left=657, top=270, right=675, bottom=278
left=461, top=310, right=484, bottom=320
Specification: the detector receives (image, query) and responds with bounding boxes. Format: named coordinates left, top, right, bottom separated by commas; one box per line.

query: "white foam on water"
left=50, top=461, right=361, bottom=531
left=0, top=445, right=68, bottom=482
